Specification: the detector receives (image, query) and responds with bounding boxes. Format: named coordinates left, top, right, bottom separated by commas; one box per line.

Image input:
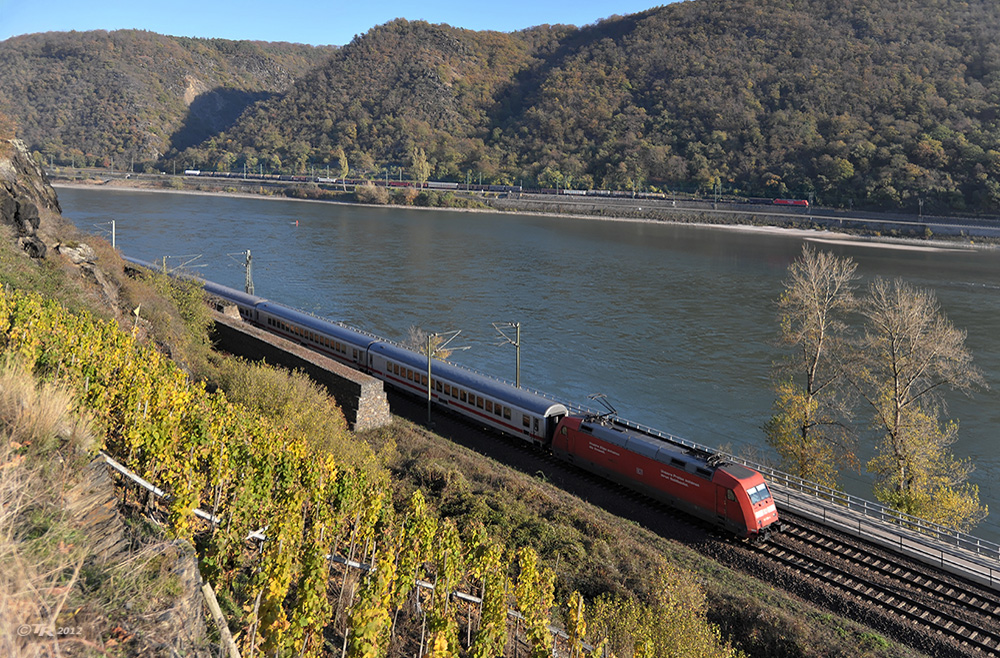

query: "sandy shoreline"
left=52, top=179, right=983, bottom=253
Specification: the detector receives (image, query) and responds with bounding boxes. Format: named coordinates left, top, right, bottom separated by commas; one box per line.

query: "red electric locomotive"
left=551, top=415, right=780, bottom=540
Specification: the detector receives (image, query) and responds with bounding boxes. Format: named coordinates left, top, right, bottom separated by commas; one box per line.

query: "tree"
left=411, top=147, right=431, bottom=187
left=0, top=111, right=16, bottom=140
left=404, top=326, right=452, bottom=360
left=765, top=246, right=859, bottom=487
left=335, top=145, right=349, bottom=191
left=355, top=181, right=389, bottom=205
left=854, top=278, right=987, bottom=531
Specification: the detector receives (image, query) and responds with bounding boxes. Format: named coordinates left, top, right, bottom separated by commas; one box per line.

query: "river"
left=58, top=186, right=1000, bottom=544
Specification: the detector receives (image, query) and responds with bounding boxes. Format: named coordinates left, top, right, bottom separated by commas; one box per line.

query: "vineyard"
left=0, top=284, right=739, bottom=658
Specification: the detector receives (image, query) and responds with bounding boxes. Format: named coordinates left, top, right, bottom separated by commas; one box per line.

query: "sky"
left=0, top=1, right=671, bottom=46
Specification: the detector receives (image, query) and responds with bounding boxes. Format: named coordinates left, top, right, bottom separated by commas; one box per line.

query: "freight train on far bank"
left=148, top=263, right=780, bottom=540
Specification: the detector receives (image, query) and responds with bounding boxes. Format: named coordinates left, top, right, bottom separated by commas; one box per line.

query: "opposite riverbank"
left=50, top=173, right=996, bottom=251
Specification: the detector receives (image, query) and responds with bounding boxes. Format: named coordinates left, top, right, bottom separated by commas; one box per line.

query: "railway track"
left=763, top=515, right=1000, bottom=657
left=391, top=391, right=1000, bottom=657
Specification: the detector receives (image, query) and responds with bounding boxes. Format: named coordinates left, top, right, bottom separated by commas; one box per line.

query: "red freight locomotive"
left=552, top=416, right=780, bottom=539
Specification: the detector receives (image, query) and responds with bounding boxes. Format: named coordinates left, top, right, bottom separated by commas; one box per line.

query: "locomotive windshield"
left=747, top=483, right=771, bottom=505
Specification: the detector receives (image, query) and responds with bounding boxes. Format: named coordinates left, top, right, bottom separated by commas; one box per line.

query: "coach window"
left=452, top=387, right=459, bottom=399
left=522, top=415, right=531, bottom=428
left=421, top=374, right=428, bottom=386
left=485, top=400, right=493, bottom=413
left=460, top=390, right=467, bottom=403
left=436, top=380, right=443, bottom=392
left=476, top=396, right=484, bottom=409
left=494, top=404, right=502, bottom=417
left=503, top=407, right=511, bottom=420
left=444, top=384, right=451, bottom=396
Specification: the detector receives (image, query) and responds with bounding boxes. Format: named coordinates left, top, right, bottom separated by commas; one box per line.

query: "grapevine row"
left=0, top=286, right=594, bottom=658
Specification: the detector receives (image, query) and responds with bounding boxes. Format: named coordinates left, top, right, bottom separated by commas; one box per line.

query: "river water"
left=58, top=186, right=1000, bottom=544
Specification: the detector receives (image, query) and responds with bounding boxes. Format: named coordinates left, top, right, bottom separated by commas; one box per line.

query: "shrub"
left=354, top=182, right=389, bottom=205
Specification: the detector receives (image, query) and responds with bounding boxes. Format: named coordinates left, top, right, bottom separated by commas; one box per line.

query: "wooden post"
left=202, top=581, right=242, bottom=658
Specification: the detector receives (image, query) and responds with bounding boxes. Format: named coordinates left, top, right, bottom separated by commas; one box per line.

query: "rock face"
left=0, top=138, right=62, bottom=258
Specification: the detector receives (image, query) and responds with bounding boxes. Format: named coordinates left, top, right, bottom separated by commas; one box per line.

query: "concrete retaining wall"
left=210, top=310, right=392, bottom=432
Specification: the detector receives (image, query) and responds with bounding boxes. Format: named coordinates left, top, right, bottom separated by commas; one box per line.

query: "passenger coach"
left=369, top=341, right=568, bottom=445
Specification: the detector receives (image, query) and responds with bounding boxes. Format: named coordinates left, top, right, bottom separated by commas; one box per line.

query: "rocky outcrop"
left=0, top=138, right=62, bottom=258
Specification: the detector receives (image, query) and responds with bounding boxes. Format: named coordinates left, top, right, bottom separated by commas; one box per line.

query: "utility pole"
left=427, top=333, right=434, bottom=425
left=493, top=321, right=521, bottom=388
left=244, top=250, right=254, bottom=295
left=425, top=330, right=468, bottom=424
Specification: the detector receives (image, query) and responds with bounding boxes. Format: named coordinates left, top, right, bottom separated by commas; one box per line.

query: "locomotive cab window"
left=726, top=489, right=736, bottom=502
left=747, top=483, right=771, bottom=505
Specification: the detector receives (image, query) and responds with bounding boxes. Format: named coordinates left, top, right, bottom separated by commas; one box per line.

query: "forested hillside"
left=172, top=0, right=1000, bottom=213
left=6, top=0, right=1000, bottom=212
left=0, top=30, right=333, bottom=164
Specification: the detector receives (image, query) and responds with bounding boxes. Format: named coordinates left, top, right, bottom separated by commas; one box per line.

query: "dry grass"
left=0, top=360, right=92, bottom=657
left=0, top=357, right=94, bottom=455
left=0, top=358, right=207, bottom=657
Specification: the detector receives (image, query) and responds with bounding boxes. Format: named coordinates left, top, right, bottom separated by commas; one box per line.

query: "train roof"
left=370, top=341, right=569, bottom=418
left=717, top=463, right=760, bottom=483
left=201, top=279, right=268, bottom=308
left=255, top=301, right=380, bottom=350
left=577, top=418, right=720, bottom=474
left=188, top=271, right=568, bottom=418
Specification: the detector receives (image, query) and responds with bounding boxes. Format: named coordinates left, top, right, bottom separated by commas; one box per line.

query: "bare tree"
left=854, top=277, right=987, bottom=531
left=404, top=326, right=452, bottom=360
left=765, top=246, right=859, bottom=487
